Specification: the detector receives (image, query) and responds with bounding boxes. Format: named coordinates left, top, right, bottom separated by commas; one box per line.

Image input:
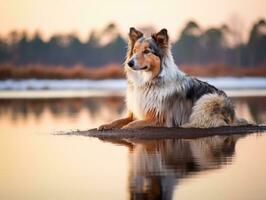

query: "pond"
left=0, top=95, right=266, bottom=200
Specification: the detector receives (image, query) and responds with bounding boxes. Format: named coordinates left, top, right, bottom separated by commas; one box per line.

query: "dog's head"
left=125, top=27, right=170, bottom=84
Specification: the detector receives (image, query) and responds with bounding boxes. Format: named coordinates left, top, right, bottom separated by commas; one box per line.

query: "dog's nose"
left=127, top=60, right=134, bottom=68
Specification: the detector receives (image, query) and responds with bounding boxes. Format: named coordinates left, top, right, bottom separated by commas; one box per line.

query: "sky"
left=0, top=0, right=266, bottom=41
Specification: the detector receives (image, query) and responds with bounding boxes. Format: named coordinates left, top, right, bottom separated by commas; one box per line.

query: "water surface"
left=0, top=96, right=266, bottom=200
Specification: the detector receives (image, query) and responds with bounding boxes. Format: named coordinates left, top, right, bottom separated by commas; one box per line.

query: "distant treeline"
left=0, top=19, right=265, bottom=67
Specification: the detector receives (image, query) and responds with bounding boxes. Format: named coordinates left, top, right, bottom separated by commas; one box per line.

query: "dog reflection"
left=104, top=135, right=242, bottom=200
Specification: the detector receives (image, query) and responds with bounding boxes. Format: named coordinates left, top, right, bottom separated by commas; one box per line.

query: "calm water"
left=0, top=96, right=266, bottom=200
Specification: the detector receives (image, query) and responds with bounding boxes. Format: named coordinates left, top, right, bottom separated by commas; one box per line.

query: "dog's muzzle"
left=127, top=60, right=134, bottom=68
left=127, top=59, right=148, bottom=71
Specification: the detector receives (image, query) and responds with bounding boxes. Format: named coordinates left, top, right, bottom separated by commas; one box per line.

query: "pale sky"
left=0, top=0, right=266, bottom=40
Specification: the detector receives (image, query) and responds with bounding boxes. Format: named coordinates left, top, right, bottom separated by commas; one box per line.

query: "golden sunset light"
left=1, top=0, right=266, bottom=40
left=1, top=1, right=266, bottom=199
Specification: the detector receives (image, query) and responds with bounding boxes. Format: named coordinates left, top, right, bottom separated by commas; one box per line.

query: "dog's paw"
left=121, top=124, right=133, bottom=129
left=97, top=124, right=113, bottom=131
left=121, top=123, right=138, bottom=129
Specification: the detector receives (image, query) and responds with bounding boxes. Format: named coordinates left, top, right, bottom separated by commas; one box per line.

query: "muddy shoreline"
left=63, top=125, right=266, bottom=140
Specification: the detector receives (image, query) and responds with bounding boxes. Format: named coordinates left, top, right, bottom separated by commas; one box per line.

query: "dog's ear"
left=129, top=27, right=143, bottom=43
left=152, top=28, right=169, bottom=48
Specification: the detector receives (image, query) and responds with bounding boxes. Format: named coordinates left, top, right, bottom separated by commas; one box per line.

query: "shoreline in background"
left=1, top=77, right=266, bottom=90
left=0, top=89, right=265, bottom=99
left=0, top=77, right=265, bottom=99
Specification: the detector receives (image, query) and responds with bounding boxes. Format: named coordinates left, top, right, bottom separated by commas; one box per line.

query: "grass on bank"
left=0, top=63, right=266, bottom=80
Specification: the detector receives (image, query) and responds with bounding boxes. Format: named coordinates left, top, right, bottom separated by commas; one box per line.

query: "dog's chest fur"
left=126, top=83, right=172, bottom=119
left=126, top=80, right=192, bottom=126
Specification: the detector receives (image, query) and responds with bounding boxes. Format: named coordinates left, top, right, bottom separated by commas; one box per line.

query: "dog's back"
left=127, top=72, right=236, bottom=127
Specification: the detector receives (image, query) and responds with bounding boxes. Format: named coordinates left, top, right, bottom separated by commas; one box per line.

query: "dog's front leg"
left=97, top=113, right=133, bottom=130
left=122, top=119, right=157, bottom=129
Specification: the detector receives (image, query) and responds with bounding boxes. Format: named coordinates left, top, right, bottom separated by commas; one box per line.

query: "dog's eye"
left=143, top=49, right=150, bottom=54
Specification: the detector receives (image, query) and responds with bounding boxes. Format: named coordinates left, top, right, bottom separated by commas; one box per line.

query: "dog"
left=98, top=27, right=247, bottom=130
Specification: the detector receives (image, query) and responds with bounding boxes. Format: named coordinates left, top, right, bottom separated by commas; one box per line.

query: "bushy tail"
left=183, top=93, right=236, bottom=128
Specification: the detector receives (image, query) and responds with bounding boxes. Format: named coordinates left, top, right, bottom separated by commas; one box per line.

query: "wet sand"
left=64, top=125, right=266, bottom=140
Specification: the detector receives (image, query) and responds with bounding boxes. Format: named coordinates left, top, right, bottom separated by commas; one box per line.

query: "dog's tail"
left=183, top=93, right=248, bottom=128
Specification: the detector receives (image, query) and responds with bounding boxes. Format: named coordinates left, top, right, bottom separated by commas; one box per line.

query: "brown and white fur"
left=98, top=27, right=247, bottom=130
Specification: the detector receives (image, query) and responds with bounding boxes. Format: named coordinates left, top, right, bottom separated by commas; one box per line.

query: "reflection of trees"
left=29, top=100, right=44, bottom=118
left=102, top=135, right=242, bottom=200
left=0, top=97, right=265, bottom=123
left=11, top=100, right=29, bottom=121
left=0, top=97, right=124, bottom=122
left=232, top=97, right=266, bottom=123
left=233, top=100, right=254, bottom=123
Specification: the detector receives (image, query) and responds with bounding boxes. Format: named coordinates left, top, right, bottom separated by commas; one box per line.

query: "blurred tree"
left=173, top=21, right=202, bottom=64
left=246, top=19, right=266, bottom=66
left=84, top=30, right=101, bottom=66
left=0, top=36, right=10, bottom=62
left=0, top=20, right=265, bottom=67
left=64, top=33, right=84, bottom=66
left=16, top=32, right=30, bottom=64
left=102, top=35, right=126, bottom=64
left=200, top=27, right=227, bottom=63
left=28, top=32, right=46, bottom=63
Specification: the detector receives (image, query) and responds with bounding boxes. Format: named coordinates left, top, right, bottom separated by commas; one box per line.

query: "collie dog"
left=98, top=27, right=246, bottom=130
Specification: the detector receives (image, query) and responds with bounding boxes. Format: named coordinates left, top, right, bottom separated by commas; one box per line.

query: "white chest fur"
left=126, top=81, right=178, bottom=120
